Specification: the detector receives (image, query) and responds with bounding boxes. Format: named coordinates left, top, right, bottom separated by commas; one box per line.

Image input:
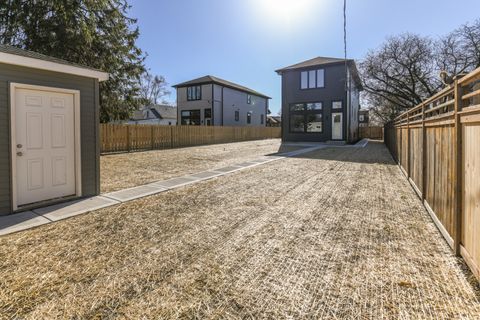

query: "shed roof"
left=0, top=45, right=109, bottom=81
left=173, top=75, right=271, bottom=99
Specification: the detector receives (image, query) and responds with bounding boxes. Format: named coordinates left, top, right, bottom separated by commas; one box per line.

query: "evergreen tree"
left=0, top=0, right=145, bottom=122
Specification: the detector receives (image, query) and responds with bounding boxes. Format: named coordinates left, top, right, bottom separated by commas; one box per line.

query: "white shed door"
left=14, top=88, right=76, bottom=206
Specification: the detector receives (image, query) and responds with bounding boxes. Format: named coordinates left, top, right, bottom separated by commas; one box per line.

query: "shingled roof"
left=173, top=75, right=271, bottom=99
left=275, top=56, right=363, bottom=90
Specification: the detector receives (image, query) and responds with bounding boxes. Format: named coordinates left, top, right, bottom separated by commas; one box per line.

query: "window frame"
left=260, top=114, right=264, bottom=124
left=235, top=110, right=239, bottom=121
left=288, top=102, right=324, bottom=134
left=180, top=109, right=201, bottom=125
left=332, top=100, right=343, bottom=109
left=247, top=94, right=252, bottom=104
left=300, top=69, right=325, bottom=90
left=247, top=111, right=252, bottom=124
left=186, top=85, right=202, bottom=101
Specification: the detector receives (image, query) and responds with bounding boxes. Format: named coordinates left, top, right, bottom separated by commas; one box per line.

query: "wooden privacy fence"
left=359, top=126, right=383, bottom=140
left=384, top=67, right=480, bottom=282
left=100, top=124, right=281, bottom=153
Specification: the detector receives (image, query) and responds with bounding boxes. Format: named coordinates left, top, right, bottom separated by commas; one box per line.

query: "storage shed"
left=0, top=45, right=109, bottom=215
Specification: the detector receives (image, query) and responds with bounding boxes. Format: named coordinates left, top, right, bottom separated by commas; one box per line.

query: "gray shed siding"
left=0, top=63, right=100, bottom=215
left=281, top=63, right=348, bottom=142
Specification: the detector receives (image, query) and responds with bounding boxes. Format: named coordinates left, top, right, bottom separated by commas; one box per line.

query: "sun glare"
left=258, top=0, right=314, bottom=23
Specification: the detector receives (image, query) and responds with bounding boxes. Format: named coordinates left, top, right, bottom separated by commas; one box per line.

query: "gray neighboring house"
left=173, top=75, right=270, bottom=126
left=128, top=105, right=177, bottom=125
left=0, top=45, right=108, bottom=215
left=276, top=57, right=363, bottom=143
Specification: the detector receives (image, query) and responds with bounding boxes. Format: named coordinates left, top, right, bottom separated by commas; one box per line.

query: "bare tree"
left=360, top=33, right=441, bottom=117
left=436, top=19, right=480, bottom=76
left=360, top=20, right=480, bottom=123
left=139, top=71, right=170, bottom=106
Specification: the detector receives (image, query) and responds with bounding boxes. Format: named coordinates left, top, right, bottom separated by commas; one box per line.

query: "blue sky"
left=129, top=0, right=480, bottom=115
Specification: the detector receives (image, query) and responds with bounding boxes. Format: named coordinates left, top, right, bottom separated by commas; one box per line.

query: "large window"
left=301, top=69, right=325, bottom=89
left=181, top=110, right=201, bottom=125
left=187, top=86, right=201, bottom=101
left=289, top=102, right=323, bottom=133
left=247, top=112, right=252, bottom=124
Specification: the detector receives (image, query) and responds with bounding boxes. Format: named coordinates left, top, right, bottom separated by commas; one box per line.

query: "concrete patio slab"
left=33, top=196, right=119, bottom=221
left=189, top=171, right=224, bottom=179
left=0, top=211, right=50, bottom=236
left=152, top=176, right=198, bottom=189
left=103, top=185, right=166, bottom=202
left=214, top=166, right=243, bottom=173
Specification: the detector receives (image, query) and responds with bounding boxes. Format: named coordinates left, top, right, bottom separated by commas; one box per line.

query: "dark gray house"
left=0, top=45, right=108, bottom=215
left=276, top=57, right=363, bottom=143
left=173, top=76, right=270, bottom=127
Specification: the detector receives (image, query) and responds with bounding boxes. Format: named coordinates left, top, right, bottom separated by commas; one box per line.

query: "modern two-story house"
left=276, top=57, right=363, bottom=143
left=173, top=75, right=270, bottom=126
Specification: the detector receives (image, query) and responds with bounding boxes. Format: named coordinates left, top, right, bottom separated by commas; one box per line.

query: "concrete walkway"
left=1, top=140, right=362, bottom=236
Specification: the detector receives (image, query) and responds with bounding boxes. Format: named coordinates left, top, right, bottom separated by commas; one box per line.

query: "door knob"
left=16, top=152, right=23, bottom=156
left=16, top=144, right=22, bottom=148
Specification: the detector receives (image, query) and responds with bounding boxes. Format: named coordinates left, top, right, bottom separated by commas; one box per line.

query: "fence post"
left=126, top=125, right=131, bottom=152
left=453, top=80, right=463, bottom=256
left=406, top=111, right=410, bottom=178
left=151, top=125, right=154, bottom=150
left=421, top=103, right=426, bottom=201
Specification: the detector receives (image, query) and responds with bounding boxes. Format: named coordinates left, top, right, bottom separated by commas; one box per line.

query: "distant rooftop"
left=173, top=75, right=271, bottom=99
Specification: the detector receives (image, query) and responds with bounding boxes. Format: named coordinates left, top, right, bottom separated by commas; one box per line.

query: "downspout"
left=211, top=84, right=214, bottom=125
left=221, top=86, right=224, bottom=126
left=176, top=87, right=179, bottom=126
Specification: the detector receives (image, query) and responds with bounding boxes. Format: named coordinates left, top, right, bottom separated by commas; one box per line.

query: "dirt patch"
left=100, top=139, right=286, bottom=193
left=1, top=142, right=479, bottom=318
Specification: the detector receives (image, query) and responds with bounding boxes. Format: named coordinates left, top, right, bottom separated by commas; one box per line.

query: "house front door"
left=331, top=112, right=343, bottom=140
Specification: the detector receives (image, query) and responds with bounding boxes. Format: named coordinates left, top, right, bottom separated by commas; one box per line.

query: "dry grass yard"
left=1, top=142, right=479, bottom=318
left=100, top=139, right=289, bottom=193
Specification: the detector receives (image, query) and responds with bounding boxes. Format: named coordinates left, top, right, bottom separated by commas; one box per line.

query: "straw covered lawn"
left=1, top=142, right=479, bottom=318
left=100, top=139, right=287, bottom=193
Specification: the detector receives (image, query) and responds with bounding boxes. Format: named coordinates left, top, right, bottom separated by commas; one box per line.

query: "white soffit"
left=0, top=52, right=109, bottom=81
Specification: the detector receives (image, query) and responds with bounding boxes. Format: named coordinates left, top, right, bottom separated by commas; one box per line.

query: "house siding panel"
left=222, top=87, right=267, bottom=126
left=0, top=63, right=99, bottom=215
